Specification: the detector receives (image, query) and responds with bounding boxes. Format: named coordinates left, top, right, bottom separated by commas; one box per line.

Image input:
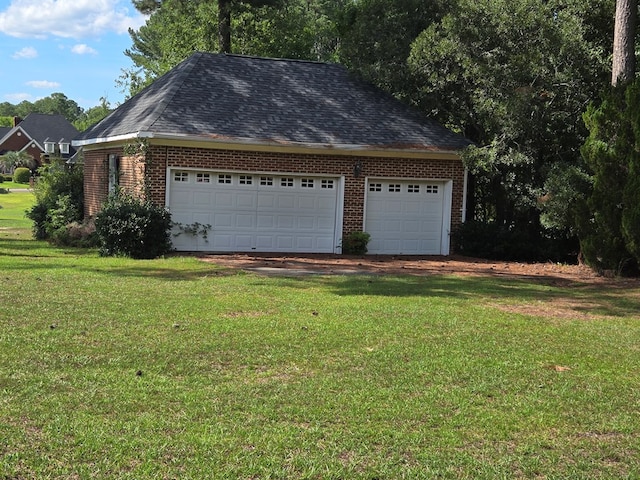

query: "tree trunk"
left=218, top=0, right=232, bottom=53
left=612, top=0, right=637, bottom=86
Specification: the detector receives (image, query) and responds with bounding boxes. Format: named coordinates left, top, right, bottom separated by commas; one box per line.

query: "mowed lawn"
left=1, top=191, right=640, bottom=479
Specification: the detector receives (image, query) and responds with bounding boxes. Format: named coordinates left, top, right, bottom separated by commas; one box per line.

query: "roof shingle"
left=75, top=53, right=470, bottom=152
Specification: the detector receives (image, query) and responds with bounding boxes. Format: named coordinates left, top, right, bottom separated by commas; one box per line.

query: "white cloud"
left=0, top=0, right=147, bottom=39
left=71, top=43, right=98, bottom=55
left=12, top=46, right=38, bottom=59
left=26, top=80, right=61, bottom=89
left=5, top=92, right=33, bottom=102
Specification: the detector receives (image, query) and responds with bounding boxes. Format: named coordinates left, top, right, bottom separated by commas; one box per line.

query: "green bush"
left=26, top=162, right=84, bottom=241
left=13, top=167, right=31, bottom=184
left=95, top=193, right=173, bottom=259
left=342, top=231, right=371, bottom=255
left=0, top=175, right=3, bottom=183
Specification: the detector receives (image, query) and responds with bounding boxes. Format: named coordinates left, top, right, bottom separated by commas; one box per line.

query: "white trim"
left=441, top=180, right=453, bottom=255
left=461, top=168, right=469, bottom=223
left=72, top=131, right=464, bottom=160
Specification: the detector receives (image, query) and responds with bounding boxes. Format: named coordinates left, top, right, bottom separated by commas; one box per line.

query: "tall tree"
left=132, top=0, right=282, bottom=55
left=612, top=0, right=637, bottom=85
left=123, top=0, right=342, bottom=96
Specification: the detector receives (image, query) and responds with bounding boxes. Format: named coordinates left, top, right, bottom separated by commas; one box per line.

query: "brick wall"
left=84, top=143, right=465, bottom=237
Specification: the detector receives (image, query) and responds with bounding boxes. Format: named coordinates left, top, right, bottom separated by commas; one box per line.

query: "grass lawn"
left=0, top=180, right=30, bottom=190
left=1, top=191, right=640, bottom=479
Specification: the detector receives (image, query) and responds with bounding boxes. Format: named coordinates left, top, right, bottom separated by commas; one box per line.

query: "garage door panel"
left=365, top=180, right=446, bottom=255
left=169, top=170, right=339, bottom=253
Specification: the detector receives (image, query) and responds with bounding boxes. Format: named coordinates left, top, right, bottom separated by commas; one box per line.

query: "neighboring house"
left=73, top=52, right=471, bottom=255
left=0, top=113, right=80, bottom=167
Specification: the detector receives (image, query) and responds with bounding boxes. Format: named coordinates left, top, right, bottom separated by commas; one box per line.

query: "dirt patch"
left=197, top=253, right=630, bottom=284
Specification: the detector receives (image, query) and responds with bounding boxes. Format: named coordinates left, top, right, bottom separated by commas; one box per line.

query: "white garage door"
left=364, top=179, right=451, bottom=255
left=168, top=170, right=341, bottom=252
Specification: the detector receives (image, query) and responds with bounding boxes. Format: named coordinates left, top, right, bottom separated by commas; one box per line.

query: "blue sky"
left=0, top=0, right=147, bottom=110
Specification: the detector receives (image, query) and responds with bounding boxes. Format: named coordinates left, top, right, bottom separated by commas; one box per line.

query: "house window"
left=196, top=173, right=210, bottom=183
left=301, top=178, right=314, bottom=188
left=321, top=179, right=334, bottom=189
left=408, top=185, right=420, bottom=193
left=369, top=183, right=382, bottom=192
left=218, top=174, right=232, bottom=184
left=174, top=171, right=189, bottom=182
left=280, top=177, right=294, bottom=187
left=239, top=175, right=253, bottom=185
left=388, top=184, right=401, bottom=193
left=44, top=142, right=55, bottom=154
left=260, top=176, right=273, bottom=186
left=425, top=185, right=439, bottom=194
left=59, top=143, right=70, bottom=154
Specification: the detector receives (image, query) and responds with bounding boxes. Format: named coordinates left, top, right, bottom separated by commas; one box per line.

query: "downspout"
left=461, top=167, right=469, bottom=223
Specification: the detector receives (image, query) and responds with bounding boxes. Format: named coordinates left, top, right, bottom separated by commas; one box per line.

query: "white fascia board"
left=72, top=130, right=463, bottom=159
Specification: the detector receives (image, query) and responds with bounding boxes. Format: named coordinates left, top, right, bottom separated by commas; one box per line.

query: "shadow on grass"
left=253, top=274, right=640, bottom=320
left=3, top=235, right=640, bottom=319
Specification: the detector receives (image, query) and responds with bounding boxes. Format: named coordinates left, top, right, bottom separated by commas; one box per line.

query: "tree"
left=336, top=0, right=445, bottom=101
left=612, top=0, right=637, bottom=85
left=123, top=0, right=341, bottom=96
left=574, top=0, right=640, bottom=273
left=73, top=98, right=113, bottom=131
left=0, top=151, right=37, bottom=173
left=408, top=0, right=613, bottom=260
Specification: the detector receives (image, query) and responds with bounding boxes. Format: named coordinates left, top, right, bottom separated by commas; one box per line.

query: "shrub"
left=13, top=167, right=31, bottom=184
left=26, top=162, right=84, bottom=241
left=0, top=175, right=3, bottom=183
left=95, top=193, right=173, bottom=259
left=342, top=231, right=371, bottom=255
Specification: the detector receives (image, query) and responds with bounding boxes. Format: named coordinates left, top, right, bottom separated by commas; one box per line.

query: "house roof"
left=74, top=52, right=470, bottom=153
left=16, top=113, right=79, bottom=151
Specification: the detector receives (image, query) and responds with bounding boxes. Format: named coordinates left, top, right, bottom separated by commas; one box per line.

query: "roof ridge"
left=219, top=52, right=334, bottom=66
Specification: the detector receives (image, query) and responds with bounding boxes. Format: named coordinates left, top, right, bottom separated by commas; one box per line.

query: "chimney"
left=12, top=116, right=22, bottom=127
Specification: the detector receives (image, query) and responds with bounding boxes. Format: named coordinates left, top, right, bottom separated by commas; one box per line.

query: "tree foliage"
left=408, top=0, right=613, bottom=259
left=577, top=80, right=640, bottom=273
left=122, top=0, right=344, bottom=96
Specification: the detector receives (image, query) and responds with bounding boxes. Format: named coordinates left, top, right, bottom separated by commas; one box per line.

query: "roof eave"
left=73, top=131, right=466, bottom=159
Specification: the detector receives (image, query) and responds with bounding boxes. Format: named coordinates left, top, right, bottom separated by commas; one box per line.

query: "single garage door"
left=168, top=169, right=341, bottom=252
left=364, top=179, right=451, bottom=255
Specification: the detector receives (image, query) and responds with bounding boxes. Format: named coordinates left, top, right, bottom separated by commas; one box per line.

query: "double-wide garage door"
left=365, top=179, right=450, bottom=255
left=168, top=170, right=340, bottom=252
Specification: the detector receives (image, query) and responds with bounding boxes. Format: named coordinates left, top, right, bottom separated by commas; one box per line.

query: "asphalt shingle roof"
left=76, top=52, right=470, bottom=151
left=18, top=113, right=79, bottom=148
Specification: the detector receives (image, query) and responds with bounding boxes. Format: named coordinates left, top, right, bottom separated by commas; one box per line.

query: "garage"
left=167, top=169, right=342, bottom=252
left=364, top=179, right=452, bottom=255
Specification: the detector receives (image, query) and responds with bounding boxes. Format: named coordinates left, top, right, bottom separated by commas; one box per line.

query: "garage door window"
left=174, top=171, right=189, bottom=182
left=369, top=183, right=382, bottom=192
left=260, top=176, right=274, bottom=186
left=426, top=185, right=439, bottom=194
left=301, top=178, right=314, bottom=188
left=389, top=184, right=401, bottom=193
left=196, top=173, right=210, bottom=183
left=281, top=177, right=294, bottom=187
left=218, top=174, right=232, bottom=184
left=408, top=185, right=420, bottom=193
left=321, top=179, right=334, bottom=189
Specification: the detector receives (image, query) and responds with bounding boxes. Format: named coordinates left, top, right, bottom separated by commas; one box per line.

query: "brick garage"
left=75, top=53, right=470, bottom=255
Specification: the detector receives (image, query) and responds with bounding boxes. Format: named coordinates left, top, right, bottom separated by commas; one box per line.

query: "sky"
left=0, top=0, right=147, bottom=110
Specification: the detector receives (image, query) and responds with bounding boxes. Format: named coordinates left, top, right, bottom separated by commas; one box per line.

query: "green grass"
left=0, top=180, right=30, bottom=190
left=1, top=191, right=640, bottom=479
